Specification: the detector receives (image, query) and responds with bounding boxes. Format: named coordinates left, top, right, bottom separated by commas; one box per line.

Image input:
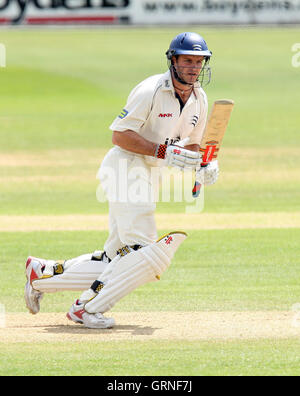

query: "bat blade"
left=193, top=99, right=234, bottom=198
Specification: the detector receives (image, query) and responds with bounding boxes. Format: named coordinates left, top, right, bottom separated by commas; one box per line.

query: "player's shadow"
left=43, top=323, right=159, bottom=336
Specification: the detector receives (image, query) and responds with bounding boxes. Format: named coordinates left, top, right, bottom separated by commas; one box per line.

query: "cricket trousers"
left=98, top=147, right=159, bottom=260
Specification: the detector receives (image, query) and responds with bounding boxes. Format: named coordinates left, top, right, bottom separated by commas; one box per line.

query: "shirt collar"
left=161, top=70, right=174, bottom=92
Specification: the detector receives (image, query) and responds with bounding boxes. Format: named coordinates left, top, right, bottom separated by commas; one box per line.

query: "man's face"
left=172, top=55, right=205, bottom=85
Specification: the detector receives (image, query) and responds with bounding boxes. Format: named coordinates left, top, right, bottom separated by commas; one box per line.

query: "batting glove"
left=155, top=143, right=201, bottom=170
left=196, top=160, right=219, bottom=186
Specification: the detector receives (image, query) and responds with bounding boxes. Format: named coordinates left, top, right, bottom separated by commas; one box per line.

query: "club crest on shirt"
left=191, top=115, right=199, bottom=127
left=118, top=109, right=129, bottom=119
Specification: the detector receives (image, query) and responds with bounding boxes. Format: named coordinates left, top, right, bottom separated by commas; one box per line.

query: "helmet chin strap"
left=171, top=65, right=194, bottom=87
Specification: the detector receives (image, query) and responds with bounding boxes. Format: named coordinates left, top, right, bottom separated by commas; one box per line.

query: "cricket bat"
left=192, top=99, right=234, bottom=198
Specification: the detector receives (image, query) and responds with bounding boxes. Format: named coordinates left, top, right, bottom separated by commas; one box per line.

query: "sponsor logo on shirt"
left=118, top=109, right=129, bottom=119
left=159, top=113, right=173, bottom=118
left=165, top=137, right=180, bottom=146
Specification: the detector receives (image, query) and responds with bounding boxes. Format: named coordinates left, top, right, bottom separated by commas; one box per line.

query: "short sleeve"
left=109, top=81, right=153, bottom=134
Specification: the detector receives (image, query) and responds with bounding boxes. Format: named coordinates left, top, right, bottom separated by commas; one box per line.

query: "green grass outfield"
left=1, top=229, right=300, bottom=313
left=2, top=339, right=300, bottom=376
left=0, top=27, right=300, bottom=376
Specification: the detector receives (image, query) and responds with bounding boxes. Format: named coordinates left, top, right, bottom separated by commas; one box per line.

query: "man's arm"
left=112, top=130, right=157, bottom=156
left=184, top=144, right=200, bottom=153
left=112, top=130, right=200, bottom=155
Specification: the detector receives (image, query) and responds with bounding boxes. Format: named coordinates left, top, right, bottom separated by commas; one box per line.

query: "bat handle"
left=192, top=181, right=202, bottom=198
left=192, top=163, right=209, bottom=198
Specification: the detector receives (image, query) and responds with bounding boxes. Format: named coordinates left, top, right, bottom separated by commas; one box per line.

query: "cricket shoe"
left=67, top=300, right=115, bottom=329
left=24, top=257, right=45, bottom=315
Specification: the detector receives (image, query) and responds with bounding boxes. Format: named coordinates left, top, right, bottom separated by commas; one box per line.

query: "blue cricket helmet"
left=166, top=32, right=212, bottom=60
left=166, top=32, right=212, bottom=87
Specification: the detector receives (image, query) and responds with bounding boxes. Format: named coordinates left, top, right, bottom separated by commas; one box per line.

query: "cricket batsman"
left=24, top=32, right=219, bottom=328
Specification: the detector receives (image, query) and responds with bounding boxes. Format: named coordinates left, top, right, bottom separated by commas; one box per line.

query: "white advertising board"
left=0, top=0, right=299, bottom=24
left=131, top=0, right=300, bottom=24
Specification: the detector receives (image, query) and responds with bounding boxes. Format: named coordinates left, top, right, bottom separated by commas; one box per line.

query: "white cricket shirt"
left=110, top=70, right=208, bottom=166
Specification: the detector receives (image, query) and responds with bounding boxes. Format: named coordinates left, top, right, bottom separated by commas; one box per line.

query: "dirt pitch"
left=1, top=312, right=300, bottom=343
